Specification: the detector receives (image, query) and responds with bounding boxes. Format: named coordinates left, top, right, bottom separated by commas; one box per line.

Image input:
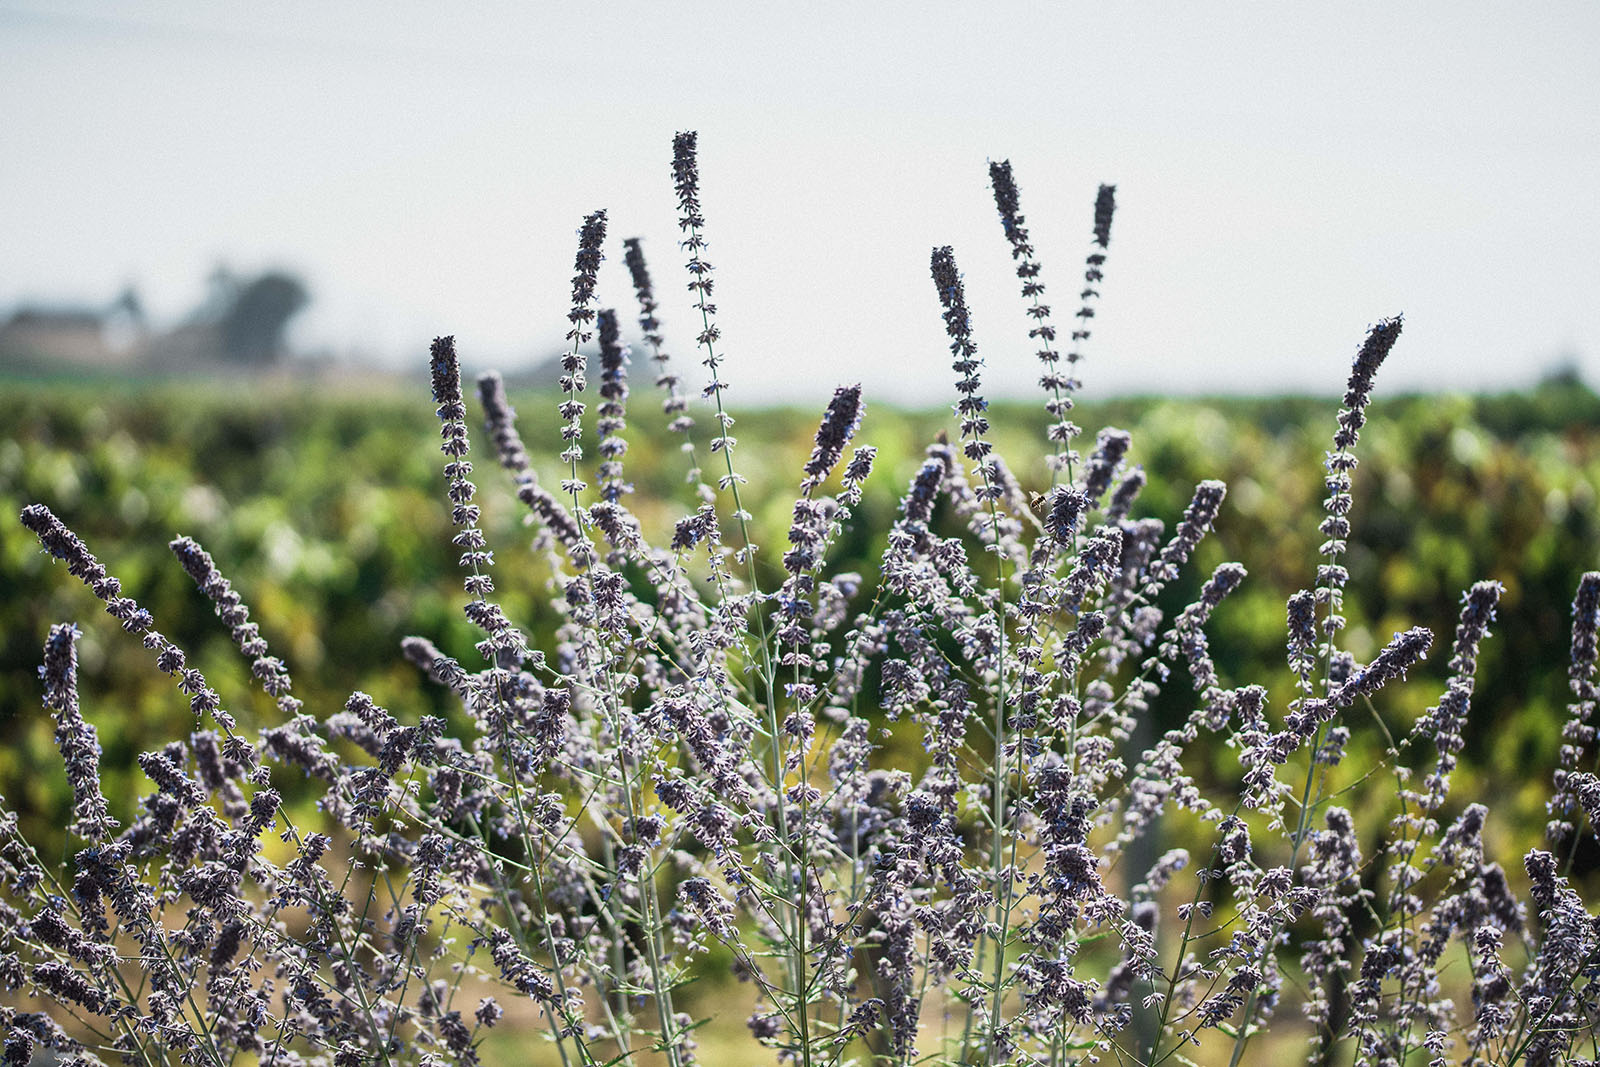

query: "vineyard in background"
left=2, top=373, right=1599, bottom=1052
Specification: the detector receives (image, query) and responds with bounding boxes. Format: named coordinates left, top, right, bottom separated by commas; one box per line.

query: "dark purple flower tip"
left=1572, top=571, right=1600, bottom=684
left=597, top=309, right=623, bottom=368
left=574, top=211, right=607, bottom=278
left=930, top=246, right=963, bottom=312
left=622, top=236, right=654, bottom=295
left=672, top=513, right=706, bottom=551
left=168, top=536, right=214, bottom=585
left=1093, top=184, right=1117, bottom=248
left=673, top=130, right=699, bottom=197
left=990, top=160, right=1022, bottom=238
left=1287, top=590, right=1317, bottom=647
left=477, top=370, right=532, bottom=477
left=900, top=456, right=944, bottom=524
left=1455, top=579, right=1504, bottom=652
left=1206, top=562, right=1248, bottom=601
left=42, top=621, right=81, bottom=692
left=1342, top=315, right=1404, bottom=409
left=1574, top=572, right=1600, bottom=645
left=430, top=336, right=462, bottom=407
left=801, top=384, right=865, bottom=493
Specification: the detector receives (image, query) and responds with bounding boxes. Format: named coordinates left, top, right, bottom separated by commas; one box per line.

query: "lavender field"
left=4, top=135, right=1600, bottom=1067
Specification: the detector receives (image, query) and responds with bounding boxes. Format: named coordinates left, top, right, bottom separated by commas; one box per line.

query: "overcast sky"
left=3, top=1, right=1598, bottom=403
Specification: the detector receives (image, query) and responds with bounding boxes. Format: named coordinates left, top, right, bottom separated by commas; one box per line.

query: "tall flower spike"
left=170, top=536, right=300, bottom=717
left=673, top=133, right=716, bottom=376
left=477, top=370, right=534, bottom=483
left=1163, top=561, right=1249, bottom=712
left=559, top=210, right=608, bottom=496
left=1061, top=184, right=1119, bottom=476
left=1549, top=571, right=1600, bottom=847
left=431, top=336, right=528, bottom=664
left=1044, top=486, right=1089, bottom=545
left=1070, top=184, right=1117, bottom=357
left=1105, top=465, right=1145, bottom=521
left=839, top=445, right=876, bottom=505
left=595, top=308, right=631, bottom=502
left=1286, top=589, right=1318, bottom=700
left=1412, top=579, right=1502, bottom=814
left=1317, top=315, right=1404, bottom=655
left=40, top=622, right=116, bottom=842
left=1149, top=480, right=1228, bottom=585
left=674, top=130, right=760, bottom=579
left=674, top=133, right=739, bottom=470
left=22, top=504, right=151, bottom=632
left=623, top=236, right=693, bottom=432
left=899, top=452, right=947, bottom=526
left=929, top=246, right=994, bottom=474
left=432, top=335, right=483, bottom=562
left=478, top=370, right=587, bottom=550
left=989, top=159, right=1084, bottom=480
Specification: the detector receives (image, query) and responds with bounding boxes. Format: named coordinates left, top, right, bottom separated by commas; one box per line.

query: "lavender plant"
left=5, top=133, right=1600, bottom=1067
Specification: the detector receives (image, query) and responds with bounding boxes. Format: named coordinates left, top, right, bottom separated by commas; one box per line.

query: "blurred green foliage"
left=3, top=375, right=1599, bottom=878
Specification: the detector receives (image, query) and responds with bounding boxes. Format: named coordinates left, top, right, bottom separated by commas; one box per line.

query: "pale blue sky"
left=3, top=1, right=1598, bottom=402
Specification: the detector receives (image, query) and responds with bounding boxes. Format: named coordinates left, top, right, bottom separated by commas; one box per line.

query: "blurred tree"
left=218, top=270, right=308, bottom=365
left=144, top=266, right=312, bottom=369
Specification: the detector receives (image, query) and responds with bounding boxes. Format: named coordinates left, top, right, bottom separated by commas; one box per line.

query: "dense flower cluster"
left=5, top=134, right=1599, bottom=1067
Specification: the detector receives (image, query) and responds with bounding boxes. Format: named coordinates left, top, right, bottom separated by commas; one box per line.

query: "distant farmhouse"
left=0, top=269, right=308, bottom=375
left=0, top=289, right=147, bottom=372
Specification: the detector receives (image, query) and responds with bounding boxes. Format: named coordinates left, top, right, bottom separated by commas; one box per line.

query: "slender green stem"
left=681, top=210, right=807, bottom=1063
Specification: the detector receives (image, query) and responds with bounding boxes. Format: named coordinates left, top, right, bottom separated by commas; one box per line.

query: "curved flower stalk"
left=623, top=235, right=706, bottom=495
left=170, top=535, right=302, bottom=718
